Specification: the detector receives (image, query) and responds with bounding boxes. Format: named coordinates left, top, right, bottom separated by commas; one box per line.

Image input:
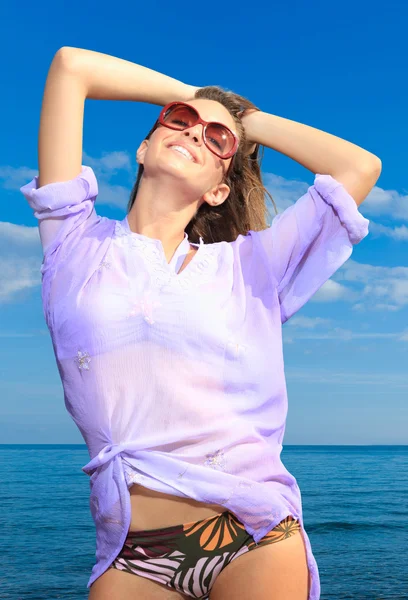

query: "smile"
left=169, top=145, right=195, bottom=162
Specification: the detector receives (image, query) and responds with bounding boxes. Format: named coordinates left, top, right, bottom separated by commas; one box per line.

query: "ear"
left=202, top=182, right=230, bottom=208
left=136, top=140, right=149, bottom=165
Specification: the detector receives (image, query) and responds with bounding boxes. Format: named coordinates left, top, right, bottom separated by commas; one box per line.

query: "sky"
left=0, top=1, right=407, bottom=445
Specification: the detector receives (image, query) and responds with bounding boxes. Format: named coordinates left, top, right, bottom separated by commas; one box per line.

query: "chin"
left=151, top=160, right=196, bottom=179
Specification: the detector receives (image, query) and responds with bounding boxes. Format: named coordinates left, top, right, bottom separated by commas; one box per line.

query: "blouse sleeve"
left=251, top=173, right=370, bottom=324
left=20, top=165, right=99, bottom=264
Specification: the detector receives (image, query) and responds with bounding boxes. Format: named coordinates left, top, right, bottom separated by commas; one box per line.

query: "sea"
left=0, top=445, right=406, bottom=600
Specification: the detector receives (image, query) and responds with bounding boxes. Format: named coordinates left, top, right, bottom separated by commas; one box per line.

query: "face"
left=136, top=99, right=239, bottom=208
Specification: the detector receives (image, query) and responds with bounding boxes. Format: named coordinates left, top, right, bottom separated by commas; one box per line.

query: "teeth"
left=170, top=145, right=194, bottom=161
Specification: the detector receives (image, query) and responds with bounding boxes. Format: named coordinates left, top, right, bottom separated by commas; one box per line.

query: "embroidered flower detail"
left=128, top=290, right=162, bottom=324
left=204, top=449, right=227, bottom=471
left=75, top=350, right=91, bottom=371
left=222, top=491, right=233, bottom=503
left=238, top=480, right=254, bottom=489
left=125, top=470, right=143, bottom=485
left=98, top=260, right=112, bottom=271
left=123, top=462, right=144, bottom=487
left=114, top=219, right=219, bottom=291
left=220, top=480, right=254, bottom=505
left=177, top=465, right=189, bottom=479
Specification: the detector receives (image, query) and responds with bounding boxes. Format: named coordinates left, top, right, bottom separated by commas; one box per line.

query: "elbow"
left=53, top=46, right=82, bottom=71
left=363, top=156, right=382, bottom=188
left=375, top=156, right=382, bottom=179
left=361, top=155, right=382, bottom=178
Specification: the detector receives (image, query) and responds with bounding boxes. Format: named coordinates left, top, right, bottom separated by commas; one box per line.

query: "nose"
left=182, top=122, right=204, bottom=144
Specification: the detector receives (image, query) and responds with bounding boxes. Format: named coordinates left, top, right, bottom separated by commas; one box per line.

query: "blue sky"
left=1, top=1, right=406, bottom=444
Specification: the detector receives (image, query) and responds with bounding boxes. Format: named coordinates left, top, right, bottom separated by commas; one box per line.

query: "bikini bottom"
left=109, top=510, right=301, bottom=599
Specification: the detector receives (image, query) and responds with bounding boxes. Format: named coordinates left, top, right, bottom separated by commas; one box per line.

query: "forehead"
left=187, top=98, right=237, bottom=134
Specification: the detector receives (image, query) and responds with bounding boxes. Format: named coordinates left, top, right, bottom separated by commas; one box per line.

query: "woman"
left=21, top=47, right=381, bottom=600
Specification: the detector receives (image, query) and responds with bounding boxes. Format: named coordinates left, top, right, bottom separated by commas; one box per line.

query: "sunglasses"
left=157, top=102, right=239, bottom=161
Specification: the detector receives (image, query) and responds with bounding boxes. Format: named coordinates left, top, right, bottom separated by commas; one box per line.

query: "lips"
left=167, top=142, right=199, bottom=163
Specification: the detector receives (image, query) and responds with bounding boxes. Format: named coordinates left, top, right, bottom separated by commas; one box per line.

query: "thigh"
left=210, top=520, right=309, bottom=600
left=88, top=567, right=188, bottom=600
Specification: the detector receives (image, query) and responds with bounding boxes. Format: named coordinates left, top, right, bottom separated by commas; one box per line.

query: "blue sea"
left=0, top=445, right=406, bottom=600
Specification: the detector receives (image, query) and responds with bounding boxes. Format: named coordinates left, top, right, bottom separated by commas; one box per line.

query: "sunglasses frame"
left=158, top=101, right=240, bottom=161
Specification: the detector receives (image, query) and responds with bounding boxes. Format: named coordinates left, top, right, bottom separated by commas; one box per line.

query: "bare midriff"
left=128, top=483, right=226, bottom=532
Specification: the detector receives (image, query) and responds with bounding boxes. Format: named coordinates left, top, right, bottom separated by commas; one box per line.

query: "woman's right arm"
left=38, top=46, right=198, bottom=188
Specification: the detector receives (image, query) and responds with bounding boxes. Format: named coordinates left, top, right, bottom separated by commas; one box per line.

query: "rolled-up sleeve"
left=20, top=166, right=99, bottom=263
left=251, top=173, right=370, bottom=324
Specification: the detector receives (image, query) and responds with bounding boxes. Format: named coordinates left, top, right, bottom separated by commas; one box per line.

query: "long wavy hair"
left=127, top=86, right=277, bottom=243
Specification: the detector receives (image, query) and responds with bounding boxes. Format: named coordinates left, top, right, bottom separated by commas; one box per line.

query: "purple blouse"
left=21, top=166, right=370, bottom=599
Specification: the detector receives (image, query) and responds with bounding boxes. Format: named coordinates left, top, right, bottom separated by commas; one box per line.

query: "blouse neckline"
left=114, top=217, right=215, bottom=290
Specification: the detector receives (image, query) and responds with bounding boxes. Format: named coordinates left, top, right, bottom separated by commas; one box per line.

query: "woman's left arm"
left=241, top=110, right=382, bottom=207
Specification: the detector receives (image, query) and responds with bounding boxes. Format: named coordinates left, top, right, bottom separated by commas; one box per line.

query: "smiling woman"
left=20, top=45, right=375, bottom=600
left=127, top=88, right=276, bottom=250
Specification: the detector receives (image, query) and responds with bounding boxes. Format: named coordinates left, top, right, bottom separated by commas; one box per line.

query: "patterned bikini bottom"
left=109, top=510, right=301, bottom=599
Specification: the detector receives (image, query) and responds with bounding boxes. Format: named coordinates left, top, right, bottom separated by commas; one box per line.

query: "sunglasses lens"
left=162, top=104, right=197, bottom=129
left=206, top=123, right=235, bottom=157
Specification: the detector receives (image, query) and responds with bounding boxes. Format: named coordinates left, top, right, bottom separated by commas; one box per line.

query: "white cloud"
left=283, top=318, right=408, bottom=350
left=310, top=278, right=349, bottom=302
left=98, top=181, right=132, bottom=209
left=263, top=172, right=309, bottom=216
left=295, top=258, right=408, bottom=317
left=362, top=184, right=408, bottom=221
left=82, top=150, right=134, bottom=208
left=368, top=221, right=408, bottom=241
left=0, top=254, right=41, bottom=303
left=0, top=220, right=40, bottom=244
left=82, top=150, right=133, bottom=174
left=286, top=315, right=332, bottom=329
left=0, top=166, right=38, bottom=190
left=0, top=222, right=43, bottom=304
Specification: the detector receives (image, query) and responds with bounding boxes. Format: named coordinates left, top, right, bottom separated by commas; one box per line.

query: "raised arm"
left=38, top=46, right=198, bottom=188
left=38, top=48, right=86, bottom=187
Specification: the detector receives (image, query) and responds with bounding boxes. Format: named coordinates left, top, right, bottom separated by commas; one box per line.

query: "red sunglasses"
left=157, top=102, right=239, bottom=162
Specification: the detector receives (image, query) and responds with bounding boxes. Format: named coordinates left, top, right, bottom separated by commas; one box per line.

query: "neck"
left=127, top=175, right=200, bottom=262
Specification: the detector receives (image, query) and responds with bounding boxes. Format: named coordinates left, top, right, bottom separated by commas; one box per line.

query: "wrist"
left=163, top=83, right=199, bottom=106
left=241, top=110, right=261, bottom=142
left=182, top=84, right=200, bottom=102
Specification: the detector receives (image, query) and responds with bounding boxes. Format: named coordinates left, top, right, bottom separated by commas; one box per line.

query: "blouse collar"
left=123, top=216, right=203, bottom=274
